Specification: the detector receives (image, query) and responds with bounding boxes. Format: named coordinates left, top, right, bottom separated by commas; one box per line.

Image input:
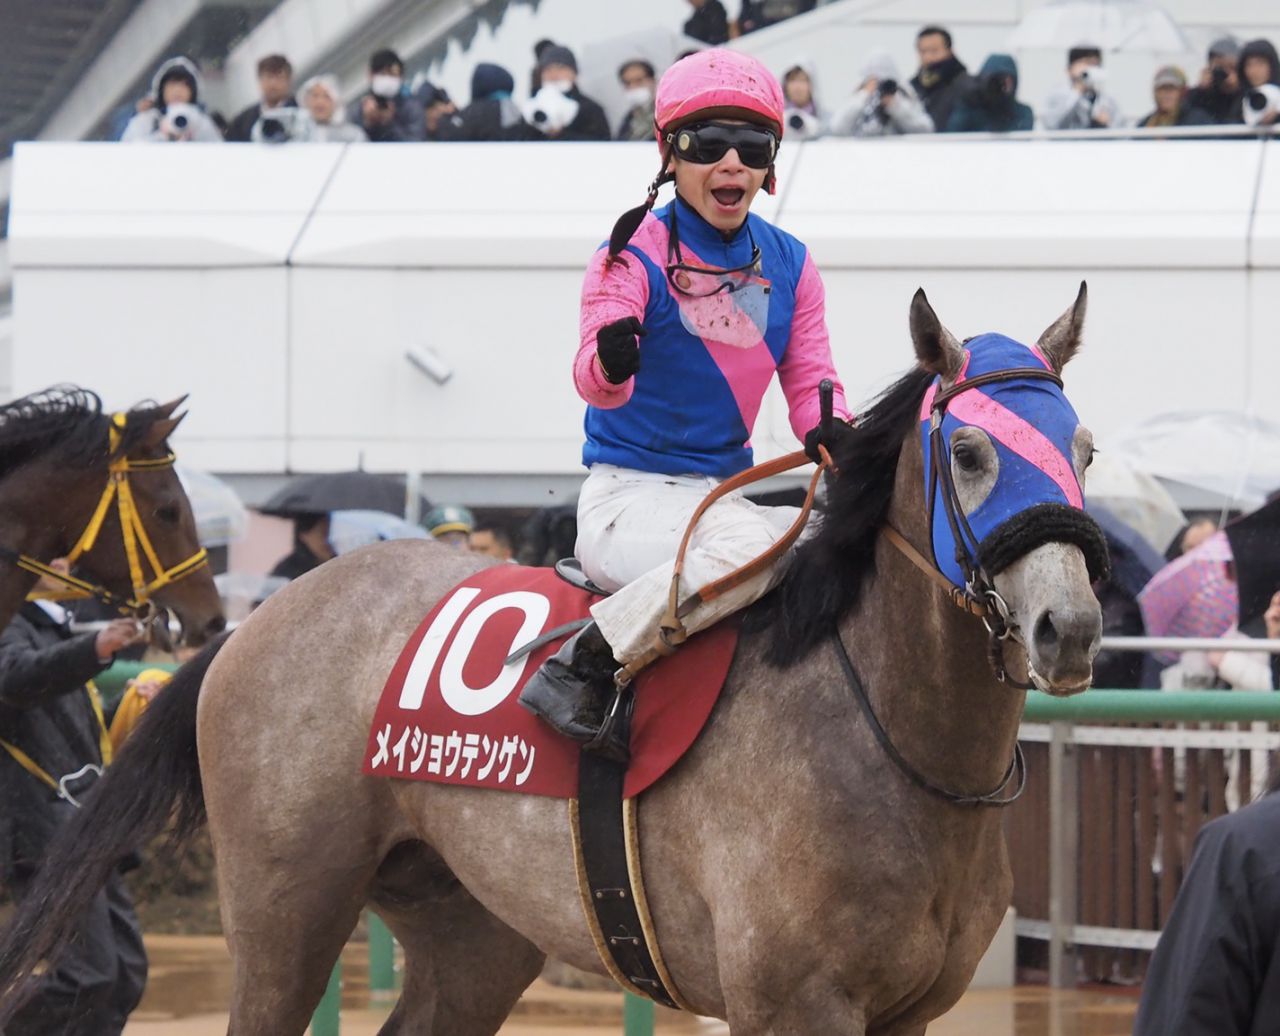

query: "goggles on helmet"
left=666, top=121, right=779, bottom=169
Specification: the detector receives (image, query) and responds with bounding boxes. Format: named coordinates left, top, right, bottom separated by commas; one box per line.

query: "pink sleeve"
left=573, top=247, right=651, bottom=409
left=776, top=251, right=853, bottom=441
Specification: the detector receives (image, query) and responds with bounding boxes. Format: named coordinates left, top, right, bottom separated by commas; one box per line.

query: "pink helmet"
left=654, top=49, right=785, bottom=141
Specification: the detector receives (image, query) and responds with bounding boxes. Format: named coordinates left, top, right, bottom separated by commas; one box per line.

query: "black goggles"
left=667, top=121, right=779, bottom=169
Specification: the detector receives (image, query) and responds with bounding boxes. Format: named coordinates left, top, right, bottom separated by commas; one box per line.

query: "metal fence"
left=1007, top=690, right=1280, bottom=988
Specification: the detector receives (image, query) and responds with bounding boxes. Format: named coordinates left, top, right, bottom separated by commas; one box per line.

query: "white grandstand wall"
left=8, top=132, right=1280, bottom=506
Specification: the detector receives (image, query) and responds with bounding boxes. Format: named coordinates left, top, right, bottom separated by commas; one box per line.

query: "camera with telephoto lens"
left=1211, top=65, right=1230, bottom=88
left=160, top=102, right=201, bottom=139
left=521, top=86, right=580, bottom=134
left=785, top=107, right=821, bottom=139
left=1244, top=83, right=1280, bottom=126
left=253, top=106, right=305, bottom=144
left=1078, top=65, right=1106, bottom=103
left=879, top=79, right=898, bottom=98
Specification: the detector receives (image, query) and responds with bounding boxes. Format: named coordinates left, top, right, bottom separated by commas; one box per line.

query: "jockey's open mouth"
left=711, top=186, right=746, bottom=209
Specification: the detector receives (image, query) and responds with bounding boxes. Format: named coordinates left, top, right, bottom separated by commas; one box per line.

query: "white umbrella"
left=1106, top=410, right=1280, bottom=511
left=1085, top=452, right=1185, bottom=555
left=1007, top=0, right=1190, bottom=53
left=175, top=466, right=248, bottom=547
left=329, top=509, right=429, bottom=555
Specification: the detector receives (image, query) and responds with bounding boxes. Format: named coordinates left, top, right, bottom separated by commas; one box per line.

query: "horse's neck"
left=841, top=530, right=1025, bottom=799
left=0, top=469, right=64, bottom=631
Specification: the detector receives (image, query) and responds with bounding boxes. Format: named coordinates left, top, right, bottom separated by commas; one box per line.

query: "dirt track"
left=122, top=936, right=1139, bottom=1035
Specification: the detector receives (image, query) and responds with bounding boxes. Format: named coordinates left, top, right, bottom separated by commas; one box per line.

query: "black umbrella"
left=1224, top=496, right=1280, bottom=629
left=257, top=472, right=430, bottom=519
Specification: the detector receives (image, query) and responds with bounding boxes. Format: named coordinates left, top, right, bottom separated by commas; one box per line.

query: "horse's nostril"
left=206, top=615, right=227, bottom=634
left=1035, top=611, right=1059, bottom=649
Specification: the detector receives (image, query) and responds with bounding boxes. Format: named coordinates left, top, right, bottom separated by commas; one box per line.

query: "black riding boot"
left=518, top=623, right=630, bottom=762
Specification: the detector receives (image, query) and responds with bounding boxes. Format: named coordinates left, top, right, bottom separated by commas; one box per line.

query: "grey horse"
left=0, top=288, right=1102, bottom=1034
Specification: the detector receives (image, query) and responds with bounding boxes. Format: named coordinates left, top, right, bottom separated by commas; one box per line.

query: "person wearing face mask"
left=346, top=48, right=424, bottom=142
left=527, top=44, right=611, bottom=141
left=616, top=59, right=657, bottom=141
left=438, top=63, right=536, bottom=142
left=517, top=49, right=854, bottom=761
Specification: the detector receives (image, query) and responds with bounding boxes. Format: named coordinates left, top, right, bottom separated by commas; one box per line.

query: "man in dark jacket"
left=0, top=574, right=148, bottom=1036
left=346, top=48, right=424, bottom=142
left=946, top=53, right=1034, bottom=132
left=268, top=513, right=334, bottom=581
left=910, top=25, right=972, bottom=133
left=1182, top=37, right=1243, bottom=126
left=1134, top=772, right=1280, bottom=1034
left=683, top=0, right=729, bottom=45
left=437, top=63, right=536, bottom=142
left=224, top=53, right=296, bottom=142
left=528, top=45, right=610, bottom=141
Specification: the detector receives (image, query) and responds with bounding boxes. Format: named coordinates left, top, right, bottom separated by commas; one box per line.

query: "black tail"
left=0, top=632, right=230, bottom=1019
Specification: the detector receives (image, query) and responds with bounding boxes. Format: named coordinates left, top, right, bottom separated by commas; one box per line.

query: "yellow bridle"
left=17, top=412, right=209, bottom=616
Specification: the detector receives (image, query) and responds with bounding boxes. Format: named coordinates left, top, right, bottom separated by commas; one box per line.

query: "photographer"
left=524, top=45, right=610, bottom=141
left=781, top=63, right=825, bottom=140
left=1238, top=38, right=1280, bottom=127
left=226, top=54, right=296, bottom=143
left=830, top=51, right=932, bottom=137
left=946, top=53, right=1033, bottom=133
left=1042, top=45, right=1122, bottom=130
left=1183, top=38, right=1243, bottom=126
left=0, top=562, right=150, bottom=1034
left=121, top=56, right=223, bottom=143
left=346, top=48, right=424, bottom=142
left=300, top=76, right=367, bottom=143
left=1138, top=66, right=1191, bottom=129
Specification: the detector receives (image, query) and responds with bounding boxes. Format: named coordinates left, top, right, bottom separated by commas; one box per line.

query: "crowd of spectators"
left=115, top=9, right=1280, bottom=149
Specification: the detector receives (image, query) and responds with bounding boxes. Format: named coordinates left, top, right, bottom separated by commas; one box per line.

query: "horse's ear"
left=142, top=412, right=186, bottom=450
left=153, top=395, right=188, bottom=419
left=1036, top=281, right=1088, bottom=372
left=909, top=288, right=965, bottom=380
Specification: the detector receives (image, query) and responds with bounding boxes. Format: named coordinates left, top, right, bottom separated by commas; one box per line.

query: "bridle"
left=845, top=363, right=1070, bottom=808
left=0, top=412, right=209, bottom=620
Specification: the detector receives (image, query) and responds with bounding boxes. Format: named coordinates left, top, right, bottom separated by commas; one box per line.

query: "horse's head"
left=907, top=284, right=1107, bottom=695
left=80, top=398, right=226, bottom=647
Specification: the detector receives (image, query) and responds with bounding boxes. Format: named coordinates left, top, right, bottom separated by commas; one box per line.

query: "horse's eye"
left=953, top=444, right=979, bottom=472
left=155, top=505, right=181, bottom=525
left=1085, top=447, right=1097, bottom=469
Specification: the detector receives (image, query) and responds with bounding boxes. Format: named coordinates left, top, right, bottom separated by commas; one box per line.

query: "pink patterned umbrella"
left=1138, top=531, right=1238, bottom=646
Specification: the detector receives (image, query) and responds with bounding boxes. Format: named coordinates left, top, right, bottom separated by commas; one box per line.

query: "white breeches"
left=576, top=464, right=802, bottom=666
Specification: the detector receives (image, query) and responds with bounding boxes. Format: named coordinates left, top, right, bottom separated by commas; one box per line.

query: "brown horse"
left=0, top=387, right=224, bottom=644
left=0, top=290, right=1102, bottom=1034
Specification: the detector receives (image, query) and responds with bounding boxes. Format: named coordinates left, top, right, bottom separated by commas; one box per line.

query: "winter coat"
left=346, top=92, right=425, bottom=142
left=226, top=97, right=298, bottom=142
left=1134, top=789, right=1280, bottom=1035
left=1042, top=79, right=1124, bottom=129
left=683, top=0, right=729, bottom=45
left=438, top=98, right=538, bottom=142
left=830, top=53, right=933, bottom=137
left=121, top=106, right=223, bottom=142
left=738, top=0, right=816, bottom=36
left=617, top=103, right=656, bottom=142
left=911, top=55, right=973, bottom=134
left=1182, top=85, right=1243, bottom=126
left=269, top=542, right=327, bottom=581
left=0, top=604, right=112, bottom=881
left=946, top=54, right=1034, bottom=133
left=540, top=87, right=611, bottom=142
left=307, top=120, right=369, bottom=143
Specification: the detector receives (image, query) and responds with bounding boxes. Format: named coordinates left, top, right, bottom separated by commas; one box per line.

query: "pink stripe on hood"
left=946, top=390, right=1083, bottom=509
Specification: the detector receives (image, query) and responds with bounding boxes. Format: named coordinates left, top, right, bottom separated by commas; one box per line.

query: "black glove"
left=596, top=317, right=646, bottom=385
left=804, top=417, right=857, bottom=466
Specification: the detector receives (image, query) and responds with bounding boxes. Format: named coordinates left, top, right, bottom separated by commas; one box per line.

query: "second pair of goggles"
left=666, top=121, right=779, bottom=169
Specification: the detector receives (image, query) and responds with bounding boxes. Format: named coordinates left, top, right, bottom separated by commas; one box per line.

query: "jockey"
left=519, top=49, right=855, bottom=760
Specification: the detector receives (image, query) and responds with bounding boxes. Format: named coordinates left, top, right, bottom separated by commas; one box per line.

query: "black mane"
left=0, top=387, right=163, bottom=477
left=753, top=366, right=935, bottom=666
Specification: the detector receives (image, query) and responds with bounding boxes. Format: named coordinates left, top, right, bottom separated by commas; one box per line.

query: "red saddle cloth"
left=363, top=564, right=739, bottom=798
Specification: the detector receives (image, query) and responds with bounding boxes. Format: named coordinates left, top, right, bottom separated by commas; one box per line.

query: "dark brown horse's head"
left=0, top=389, right=225, bottom=647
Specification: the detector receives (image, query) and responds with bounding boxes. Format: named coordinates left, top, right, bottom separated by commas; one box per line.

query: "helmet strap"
left=766, top=163, right=777, bottom=196
left=607, top=143, right=675, bottom=267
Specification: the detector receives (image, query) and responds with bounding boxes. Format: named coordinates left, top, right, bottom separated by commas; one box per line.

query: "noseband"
left=0, top=413, right=209, bottom=619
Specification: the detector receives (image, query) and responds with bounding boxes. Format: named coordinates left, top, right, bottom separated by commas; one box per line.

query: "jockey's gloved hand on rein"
left=804, top=417, right=857, bottom=467
left=596, top=317, right=646, bottom=384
